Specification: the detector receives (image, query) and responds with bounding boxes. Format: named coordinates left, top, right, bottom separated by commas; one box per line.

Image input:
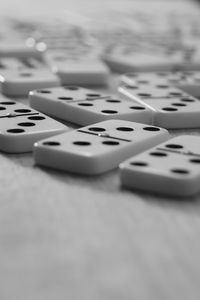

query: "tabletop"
left=1, top=1, right=200, bottom=300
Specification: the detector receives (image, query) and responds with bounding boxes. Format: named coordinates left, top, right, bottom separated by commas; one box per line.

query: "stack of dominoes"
left=1, top=23, right=200, bottom=198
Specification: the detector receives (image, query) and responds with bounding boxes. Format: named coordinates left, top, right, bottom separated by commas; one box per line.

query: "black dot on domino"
left=162, top=107, right=178, bottom=111
left=171, top=169, right=189, bottom=175
left=102, top=141, right=120, bottom=146
left=106, top=99, right=121, bottom=103
left=78, top=103, right=94, bottom=107
left=190, top=159, right=200, bottom=164
left=149, top=152, right=167, bottom=157
left=37, top=90, right=51, bottom=94
left=137, top=93, right=152, bottom=97
left=130, top=161, right=148, bottom=166
left=125, top=85, right=138, bottom=89
left=172, top=103, right=187, bottom=107
left=86, top=93, right=101, bottom=97
left=0, top=106, right=6, bottom=110
left=58, top=97, right=73, bottom=100
left=73, top=141, right=91, bottom=146
left=168, top=92, right=182, bottom=96
left=0, top=101, right=16, bottom=105
left=181, top=98, right=195, bottom=102
left=64, top=86, right=79, bottom=91
left=28, top=116, right=46, bottom=121
left=7, top=128, right=25, bottom=133
left=116, top=127, right=134, bottom=132
left=156, top=84, right=169, bottom=89
left=43, top=141, right=60, bottom=146
left=165, top=144, right=183, bottom=149
left=129, top=106, right=145, bottom=110
left=14, top=109, right=32, bottom=113
left=136, top=80, right=149, bottom=84
left=88, top=127, right=106, bottom=132
left=101, top=110, right=118, bottom=114
left=143, top=126, right=160, bottom=131
left=18, top=122, right=36, bottom=127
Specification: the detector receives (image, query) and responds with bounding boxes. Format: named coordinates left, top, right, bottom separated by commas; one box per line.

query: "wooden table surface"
left=1, top=1, right=200, bottom=300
